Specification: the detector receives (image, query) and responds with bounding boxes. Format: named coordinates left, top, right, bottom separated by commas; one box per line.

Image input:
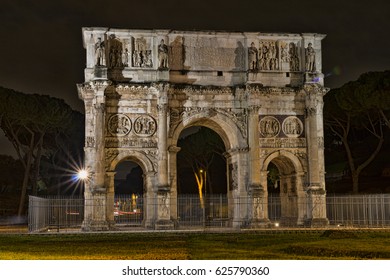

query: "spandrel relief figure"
left=95, top=37, right=105, bottom=66
left=248, top=42, right=258, bottom=71
left=158, top=39, right=169, bottom=69
left=305, top=43, right=316, bottom=72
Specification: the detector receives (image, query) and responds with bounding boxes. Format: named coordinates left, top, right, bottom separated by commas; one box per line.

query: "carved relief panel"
left=107, top=114, right=132, bottom=136
left=258, top=41, right=279, bottom=71
left=132, top=36, right=153, bottom=68
left=282, top=116, right=303, bottom=138
left=248, top=40, right=301, bottom=72
left=133, top=115, right=157, bottom=136
left=259, top=116, right=281, bottom=138
left=105, top=113, right=157, bottom=148
left=259, top=115, right=305, bottom=148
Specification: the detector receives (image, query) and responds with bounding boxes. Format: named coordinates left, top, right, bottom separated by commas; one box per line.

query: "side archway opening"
left=113, top=159, right=145, bottom=226
left=264, top=152, right=304, bottom=227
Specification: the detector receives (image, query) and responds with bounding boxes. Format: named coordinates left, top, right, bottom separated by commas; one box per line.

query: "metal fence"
left=28, top=194, right=390, bottom=232
left=177, top=195, right=229, bottom=227
left=114, top=194, right=144, bottom=226
left=28, top=196, right=84, bottom=232
left=326, top=194, right=390, bottom=227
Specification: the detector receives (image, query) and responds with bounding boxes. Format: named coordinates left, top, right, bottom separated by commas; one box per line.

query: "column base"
left=247, top=218, right=271, bottom=228
left=305, top=218, right=329, bottom=228
left=154, top=219, right=175, bottom=230
left=81, top=220, right=112, bottom=231
left=280, top=217, right=299, bottom=227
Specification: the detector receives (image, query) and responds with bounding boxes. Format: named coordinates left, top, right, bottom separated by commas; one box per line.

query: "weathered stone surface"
left=78, top=28, right=329, bottom=231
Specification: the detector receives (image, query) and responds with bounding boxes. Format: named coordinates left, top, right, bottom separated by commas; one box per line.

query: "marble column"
left=304, top=84, right=329, bottom=227
left=105, top=171, right=116, bottom=228
left=143, top=171, right=157, bottom=228
left=155, top=100, right=174, bottom=229
left=168, top=145, right=181, bottom=225
left=78, top=80, right=111, bottom=231
left=247, top=105, right=270, bottom=227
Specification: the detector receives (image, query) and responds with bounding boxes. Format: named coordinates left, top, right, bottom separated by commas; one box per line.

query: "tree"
left=0, top=87, right=77, bottom=215
left=337, top=71, right=390, bottom=128
left=0, top=155, right=23, bottom=195
left=41, top=109, right=84, bottom=195
left=177, top=127, right=226, bottom=206
left=323, top=71, right=390, bottom=193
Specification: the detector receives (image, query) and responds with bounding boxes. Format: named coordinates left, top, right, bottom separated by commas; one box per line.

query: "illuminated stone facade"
left=77, top=27, right=329, bottom=230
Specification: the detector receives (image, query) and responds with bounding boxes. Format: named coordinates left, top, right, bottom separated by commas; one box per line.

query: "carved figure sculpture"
left=134, top=115, right=157, bottom=136
left=248, top=42, right=258, bottom=71
left=133, top=50, right=140, bottom=67
left=108, top=114, right=131, bottom=136
left=123, top=48, right=129, bottom=67
left=259, top=116, right=280, bottom=138
left=280, top=43, right=289, bottom=63
left=158, top=39, right=169, bottom=69
left=95, top=37, right=105, bottom=66
left=289, top=43, right=300, bottom=71
left=305, top=43, right=316, bottom=72
left=282, top=116, right=303, bottom=137
left=268, top=42, right=278, bottom=70
left=144, top=50, right=153, bottom=67
left=109, top=48, right=116, bottom=68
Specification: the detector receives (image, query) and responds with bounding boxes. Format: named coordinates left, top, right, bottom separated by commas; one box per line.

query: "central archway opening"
left=114, top=160, right=144, bottom=226
left=176, top=126, right=228, bottom=227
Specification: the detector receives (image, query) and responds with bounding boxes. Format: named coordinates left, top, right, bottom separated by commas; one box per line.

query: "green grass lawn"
left=0, top=230, right=389, bottom=260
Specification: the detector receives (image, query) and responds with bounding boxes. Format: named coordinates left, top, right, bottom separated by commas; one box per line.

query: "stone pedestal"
left=82, top=190, right=110, bottom=231
left=247, top=184, right=271, bottom=228
left=154, top=187, right=175, bottom=230
left=305, top=187, right=329, bottom=227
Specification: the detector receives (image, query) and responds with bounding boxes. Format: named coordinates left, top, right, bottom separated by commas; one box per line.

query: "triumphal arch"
left=77, top=27, right=329, bottom=231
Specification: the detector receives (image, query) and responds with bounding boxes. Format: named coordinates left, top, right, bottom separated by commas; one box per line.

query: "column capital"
left=248, top=105, right=261, bottom=114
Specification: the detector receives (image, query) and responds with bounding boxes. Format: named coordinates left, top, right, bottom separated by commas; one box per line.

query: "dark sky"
left=0, top=0, right=389, bottom=155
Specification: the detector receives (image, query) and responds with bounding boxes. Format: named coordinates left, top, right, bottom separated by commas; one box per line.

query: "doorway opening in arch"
left=114, top=160, right=144, bottom=226
left=176, top=126, right=228, bottom=227
left=266, top=155, right=300, bottom=226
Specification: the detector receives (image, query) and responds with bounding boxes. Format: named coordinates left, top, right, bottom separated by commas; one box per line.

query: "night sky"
left=1, top=0, right=389, bottom=155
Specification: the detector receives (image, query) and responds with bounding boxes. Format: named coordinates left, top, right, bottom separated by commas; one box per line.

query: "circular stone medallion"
left=108, top=114, right=132, bottom=136
left=134, top=115, right=157, bottom=136
left=259, top=116, right=280, bottom=138
left=282, top=116, right=303, bottom=138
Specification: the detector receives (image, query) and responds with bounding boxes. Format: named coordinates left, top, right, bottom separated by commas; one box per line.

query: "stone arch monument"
left=77, top=28, right=329, bottom=231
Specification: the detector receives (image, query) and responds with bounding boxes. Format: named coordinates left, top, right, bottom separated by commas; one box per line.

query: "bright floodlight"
left=77, top=169, right=89, bottom=180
